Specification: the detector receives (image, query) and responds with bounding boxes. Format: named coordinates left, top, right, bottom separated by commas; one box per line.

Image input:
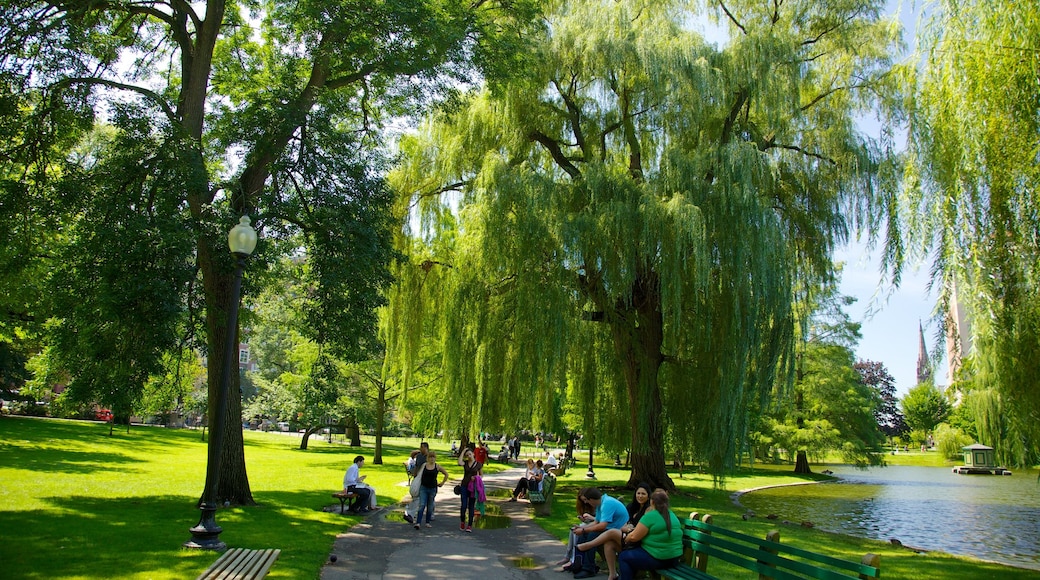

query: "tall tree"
left=389, top=0, right=901, bottom=488
left=0, top=0, right=536, bottom=504
left=766, top=286, right=884, bottom=473
left=901, top=382, right=950, bottom=437
left=905, top=0, right=1040, bottom=464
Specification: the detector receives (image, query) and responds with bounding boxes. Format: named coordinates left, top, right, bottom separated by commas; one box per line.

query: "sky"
left=836, top=1, right=944, bottom=396
left=835, top=241, right=947, bottom=396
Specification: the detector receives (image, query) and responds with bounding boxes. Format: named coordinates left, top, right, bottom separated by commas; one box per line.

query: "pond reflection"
left=739, top=465, right=1040, bottom=570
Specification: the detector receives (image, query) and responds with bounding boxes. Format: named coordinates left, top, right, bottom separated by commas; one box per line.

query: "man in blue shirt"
left=571, top=487, right=628, bottom=578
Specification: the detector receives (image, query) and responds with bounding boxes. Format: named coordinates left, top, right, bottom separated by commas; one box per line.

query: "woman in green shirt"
left=616, top=490, right=683, bottom=579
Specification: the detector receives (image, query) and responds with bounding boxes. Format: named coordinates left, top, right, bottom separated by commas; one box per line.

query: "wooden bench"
left=654, top=513, right=880, bottom=580
left=332, top=490, right=359, bottom=514
left=527, top=473, right=556, bottom=516
left=196, top=548, right=280, bottom=580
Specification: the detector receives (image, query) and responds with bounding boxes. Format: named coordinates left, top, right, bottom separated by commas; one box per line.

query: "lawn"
left=0, top=415, right=499, bottom=579
left=2, top=416, right=1035, bottom=579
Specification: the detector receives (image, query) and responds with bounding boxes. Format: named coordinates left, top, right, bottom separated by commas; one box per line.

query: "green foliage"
left=901, top=383, right=951, bottom=435
left=904, top=0, right=1040, bottom=465
left=933, top=423, right=973, bottom=461
left=763, top=283, right=884, bottom=468
left=388, top=0, right=902, bottom=486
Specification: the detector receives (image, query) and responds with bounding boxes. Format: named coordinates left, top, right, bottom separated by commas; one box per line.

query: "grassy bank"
left=1, top=416, right=1034, bottom=579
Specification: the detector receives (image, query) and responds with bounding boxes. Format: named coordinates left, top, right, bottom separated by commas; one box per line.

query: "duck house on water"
left=952, top=444, right=1012, bottom=475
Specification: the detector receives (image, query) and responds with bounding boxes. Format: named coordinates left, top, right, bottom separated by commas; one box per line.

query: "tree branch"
left=717, top=1, right=748, bottom=35
left=528, top=130, right=582, bottom=179
left=50, top=77, right=178, bottom=126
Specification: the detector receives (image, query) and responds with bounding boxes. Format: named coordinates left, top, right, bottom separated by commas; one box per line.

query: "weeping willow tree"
left=905, top=0, right=1040, bottom=466
left=387, top=0, right=901, bottom=488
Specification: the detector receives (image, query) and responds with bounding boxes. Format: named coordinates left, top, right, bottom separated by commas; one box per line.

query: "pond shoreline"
left=734, top=465, right=1040, bottom=572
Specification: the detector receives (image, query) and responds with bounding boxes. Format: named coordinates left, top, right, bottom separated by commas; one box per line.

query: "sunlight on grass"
left=1, top=417, right=1036, bottom=580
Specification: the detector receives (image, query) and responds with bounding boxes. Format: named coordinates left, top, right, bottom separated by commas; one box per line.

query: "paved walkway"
left=321, top=465, right=569, bottom=580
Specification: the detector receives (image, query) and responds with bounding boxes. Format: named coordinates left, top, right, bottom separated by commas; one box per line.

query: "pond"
left=738, top=465, right=1040, bottom=571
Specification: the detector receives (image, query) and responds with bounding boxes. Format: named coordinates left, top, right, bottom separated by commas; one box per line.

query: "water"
left=738, top=465, right=1040, bottom=570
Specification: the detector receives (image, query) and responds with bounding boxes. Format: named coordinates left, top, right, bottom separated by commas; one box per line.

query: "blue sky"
left=835, top=242, right=947, bottom=396
left=837, top=0, right=944, bottom=396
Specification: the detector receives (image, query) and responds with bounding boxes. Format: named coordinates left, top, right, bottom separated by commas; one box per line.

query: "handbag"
left=453, top=484, right=462, bottom=495
left=409, top=471, right=422, bottom=497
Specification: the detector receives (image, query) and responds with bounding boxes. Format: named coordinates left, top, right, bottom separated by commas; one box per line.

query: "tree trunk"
left=794, top=450, right=812, bottom=474
left=610, top=269, right=673, bottom=490
left=299, top=425, right=323, bottom=450
left=374, top=387, right=386, bottom=464
left=200, top=246, right=254, bottom=506
left=345, top=415, right=361, bottom=447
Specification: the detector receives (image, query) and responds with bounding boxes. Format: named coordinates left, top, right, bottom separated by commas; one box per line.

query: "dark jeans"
left=459, top=486, right=476, bottom=525
left=576, top=531, right=602, bottom=573
left=347, top=486, right=371, bottom=511
left=617, top=547, right=679, bottom=580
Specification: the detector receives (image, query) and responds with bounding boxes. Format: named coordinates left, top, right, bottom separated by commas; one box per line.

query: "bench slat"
left=196, top=548, right=281, bottom=580
left=679, top=517, right=880, bottom=580
left=687, top=520, right=879, bottom=578
left=658, top=563, right=718, bottom=580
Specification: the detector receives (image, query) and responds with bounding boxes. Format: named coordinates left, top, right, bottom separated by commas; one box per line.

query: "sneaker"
left=414, top=524, right=420, bottom=530
left=465, top=525, right=472, bottom=533
left=508, top=497, right=517, bottom=502
left=425, top=523, right=433, bottom=528
left=460, top=521, right=466, bottom=530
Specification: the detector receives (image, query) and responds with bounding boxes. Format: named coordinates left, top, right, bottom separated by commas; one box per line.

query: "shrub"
left=934, top=423, right=973, bottom=460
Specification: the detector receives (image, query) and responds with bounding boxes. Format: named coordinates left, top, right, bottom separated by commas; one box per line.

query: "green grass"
left=541, top=461, right=1039, bottom=580
left=0, top=416, right=504, bottom=579
left=1, top=417, right=1035, bottom=579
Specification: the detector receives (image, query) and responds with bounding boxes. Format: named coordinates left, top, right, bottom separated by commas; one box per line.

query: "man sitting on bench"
left=343, top=455, right=377, bottom=512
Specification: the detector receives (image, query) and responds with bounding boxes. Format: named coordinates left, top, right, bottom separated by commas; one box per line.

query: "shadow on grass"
left=0, top=489, right=365, bottom=579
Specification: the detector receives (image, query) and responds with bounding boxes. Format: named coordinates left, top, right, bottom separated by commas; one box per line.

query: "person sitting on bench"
left=343, top=455, right=377, bottom=512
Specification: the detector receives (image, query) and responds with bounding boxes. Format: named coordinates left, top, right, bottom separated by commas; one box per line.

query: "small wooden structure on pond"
left=952, top=443, right=1012, bottom=475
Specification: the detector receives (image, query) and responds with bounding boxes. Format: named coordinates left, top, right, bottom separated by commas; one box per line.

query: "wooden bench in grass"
left=527, top=473, right=557, bottom=516
left=653, top=513, right=880, bottom=580
left=332, top=490, right=359, bottom=514
left=196, top=548, right=280, bottom=580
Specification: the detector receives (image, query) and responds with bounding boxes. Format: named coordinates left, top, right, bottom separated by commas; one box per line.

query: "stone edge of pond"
left=729, top=479, right=829, bottom=509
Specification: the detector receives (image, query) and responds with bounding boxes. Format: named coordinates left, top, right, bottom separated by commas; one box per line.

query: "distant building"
left=916, top=321, right=932, bottom=385
left=944, top=278, right=972, bottom=385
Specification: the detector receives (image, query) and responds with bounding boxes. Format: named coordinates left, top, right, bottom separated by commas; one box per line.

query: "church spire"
left=917, top=321, right=932, bottom=384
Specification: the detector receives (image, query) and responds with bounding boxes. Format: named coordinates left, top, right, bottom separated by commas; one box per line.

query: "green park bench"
left=527, top=473, right=557, bottom=516
left=653, top=513, right=880, bottom=580
left=196, top=548, right=280, bottom=580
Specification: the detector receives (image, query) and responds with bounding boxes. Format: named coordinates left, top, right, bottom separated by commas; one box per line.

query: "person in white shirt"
left=545, top=452, right=559, bottom=469
left=343, top=455, right=377, bottom=512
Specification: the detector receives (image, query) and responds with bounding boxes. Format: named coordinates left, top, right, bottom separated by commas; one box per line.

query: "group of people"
left=558, top=484, right=683, bottom=580
left=401, top=440, right=487, bottom=532
left=345, top=444, right=685, bottom=580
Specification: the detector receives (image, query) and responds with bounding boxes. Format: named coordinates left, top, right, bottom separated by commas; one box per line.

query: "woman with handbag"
left=457, top=444, right=482, bottom=532
left=414, top=451, right=449, bottom=529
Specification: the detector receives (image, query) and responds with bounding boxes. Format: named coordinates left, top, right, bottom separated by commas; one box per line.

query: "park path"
left=321, top=465, right=568, bottom=580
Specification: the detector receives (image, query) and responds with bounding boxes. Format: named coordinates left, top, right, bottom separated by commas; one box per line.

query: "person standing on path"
left=458, top=444, right=482, bottom=532
left=405, top=442, right=431, bottom=523
left=414, top=450, right=449, bottom=529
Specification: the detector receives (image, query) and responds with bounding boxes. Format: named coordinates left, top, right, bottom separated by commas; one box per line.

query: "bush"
left=934, top=423, right=973, bottom=460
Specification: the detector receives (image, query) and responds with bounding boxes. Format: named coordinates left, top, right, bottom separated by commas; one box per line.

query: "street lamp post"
left=586, top=439, right=596, bottom=480
left=186, top=216, right=257, bottom=550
